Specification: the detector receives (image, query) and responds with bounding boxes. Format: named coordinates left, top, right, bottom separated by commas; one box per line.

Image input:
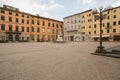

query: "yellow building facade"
left=0, top=5, right=63, bottom=42
left=81, top=6, right=120, bottom=41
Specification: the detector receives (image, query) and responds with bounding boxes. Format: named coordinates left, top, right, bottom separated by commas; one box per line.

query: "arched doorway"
left=70, top=36, right=74, bottom=41
left=15, top=35, right=19, bottom=41
left=8, top=35, right=13, bottom=41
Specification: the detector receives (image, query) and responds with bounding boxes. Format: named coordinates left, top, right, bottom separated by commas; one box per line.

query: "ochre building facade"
left=64, top=6, right=120, bottom=42
left=0, top=5, right=63, bottom=42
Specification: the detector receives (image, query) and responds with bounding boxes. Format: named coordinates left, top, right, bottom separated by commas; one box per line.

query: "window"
left=56, top=29, right=58, bottom=34
left=27, top=20, right=29, bottom=24
left=42, top=29, right=45, bottom=32
left=94, top=30, right=96, bottom=34
left=89, top=32, right=91, bottom=34
left=48, top=22, right=50, bottom=26
left=89, top=14, right=91, bottom=16
left=94, top=19, right=96, bottom=22
left=22, top=37, right=24, bottom=40
left=82, top=26, right=85, bottom=29
left=37, top=27, right=40, bottom=32
left=82, top=32, right=85, bottom=34
left=103, top=23, right=105, bottom=27
left=27, top=16, right=29, bottom=18
left=48, top=29, right=50, bottom=33
left=1, top=24, right=5, bottom=30
left=118, top=21, right=120, bottom=25
left=9, top=25, right=12, bottom=31
left=31, top=35, right=34, bottom=40
left=88, top=19, right=92, bottom=22
left=107, top=22, right=110, bottom=28
left=22, top=14, right=24, bottom=17
left=32, top=20, right=34, bottom=24
left=113, top=21, right=116, bottom=26
left=27, top=37, right=29, bottom=40
left=31, top=27, right=34, bottom=32
left=88, top=19, right=89, bottom=22
left=37, top=20, right=40, bottom=25
left=81, top=21, right=83, bottom=23
left=56, top=24, right=58, bottom=28
left=1, top=15, right=5, bottom=20
left=22, top=27, right=24, bottom=32
left=9, top=11, right=12, bottom=15
left=22, top=19, right=24, bottom=23
left=9, top=17, right=12, bottom=22
left=89, top=26, right=91, bottom=28
left=52, top=29, right=54, bottom=33
left=82, top=16, right=84, bottom=18
left=1, top=36, right=5, bottom=41
left=1, top=10, right=5, bottom=13
left=52, top=23, right=54, bottom=27
left=114, top=9, right=116, bottom=13
left=107, top=16, right=110, bottom=19
left=107, top=30, right=109, bottom=33
left=94, top=24, right=97, bottom=28
left=113, top=15, right=116, bottom=18
left=16, top=18, right=19, bottom=22
left=27, top=27, right=29, bottom=32
left=113, top=29, right=116, bottom=32
left=60, top=25, right=62, bottom=28
left=71, top=26, right=73, bottom=29
left=16, top=13, right=18, bottom=16
left=42, top=21, right=45, bottom=26
left=16, top=26, right=19, bottom=31
left=74, top=20, right=76, bottom=23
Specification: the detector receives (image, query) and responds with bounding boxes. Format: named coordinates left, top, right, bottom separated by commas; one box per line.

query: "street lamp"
left=92, top=6, right=107, bottom=53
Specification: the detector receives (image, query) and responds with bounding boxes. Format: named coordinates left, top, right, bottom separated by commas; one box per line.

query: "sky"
left=0, top=0, right=120, bottom=21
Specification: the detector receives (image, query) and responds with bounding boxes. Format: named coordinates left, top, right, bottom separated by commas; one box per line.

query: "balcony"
left=66, top=29, right=78, bottom=32
left=5, top=30, right=21, bottom=34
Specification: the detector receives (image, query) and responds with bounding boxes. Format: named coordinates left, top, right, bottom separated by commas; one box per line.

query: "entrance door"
left=114, top=35, right=120, bottom=41
left=70, top=36, right=74, bottom=41
left=8, top=35, right=13, bottom=41
left=15, top=35, right=19, bottom=41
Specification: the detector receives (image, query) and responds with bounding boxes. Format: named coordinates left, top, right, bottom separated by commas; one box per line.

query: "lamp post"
left=92, top=6, right=106, bottom=53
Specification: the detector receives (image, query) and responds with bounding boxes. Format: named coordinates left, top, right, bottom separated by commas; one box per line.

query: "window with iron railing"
left=9, top=17, right=12, bottom=22
left=1, top=15, right=5, bottom=20
left=1, top=24, right=5, bottom=30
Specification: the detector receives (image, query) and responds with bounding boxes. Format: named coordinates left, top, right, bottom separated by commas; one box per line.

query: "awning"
left=91, top=35, right=110, bottom=38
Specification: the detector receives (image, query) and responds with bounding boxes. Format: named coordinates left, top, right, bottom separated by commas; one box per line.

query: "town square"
left=0, top=0, right=120, bottom=80
left=0, top=42, right=120, bottom=80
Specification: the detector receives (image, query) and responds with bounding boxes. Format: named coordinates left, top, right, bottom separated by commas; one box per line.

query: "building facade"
left=64, top=6, right=120, bottom=42
left=64, top=14, right=82, bottom=42
left=0, top=5, right=63, bottom=42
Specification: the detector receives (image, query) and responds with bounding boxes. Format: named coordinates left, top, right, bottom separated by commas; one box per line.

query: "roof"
left=0, top=5, right=63, bottom=23
left=63, top=6, right=120, bottom=19
left=63, top=9, right=92, bottom=19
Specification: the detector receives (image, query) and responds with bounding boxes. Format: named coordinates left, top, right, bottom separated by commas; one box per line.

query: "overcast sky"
left=0, top=0, right=120, bottom=21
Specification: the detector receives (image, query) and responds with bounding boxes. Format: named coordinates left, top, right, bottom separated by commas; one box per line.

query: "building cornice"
left=63, top=9, right=92, bottom=19
left=0, top=5, right=63, bottom=23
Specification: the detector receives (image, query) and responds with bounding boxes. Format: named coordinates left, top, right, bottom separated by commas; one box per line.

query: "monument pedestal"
left=54, top=35, right=66, bottom=43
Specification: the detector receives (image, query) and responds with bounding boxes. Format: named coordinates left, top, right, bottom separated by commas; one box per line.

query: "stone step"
left=112, top=50, right=120, bottom=54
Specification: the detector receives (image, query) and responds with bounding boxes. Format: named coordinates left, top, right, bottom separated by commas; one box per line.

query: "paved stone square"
left=0, top=42, right=120, bottom=80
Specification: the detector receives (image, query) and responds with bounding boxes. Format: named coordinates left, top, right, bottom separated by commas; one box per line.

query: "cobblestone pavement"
left=0, top=42, right=120, bottom=80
